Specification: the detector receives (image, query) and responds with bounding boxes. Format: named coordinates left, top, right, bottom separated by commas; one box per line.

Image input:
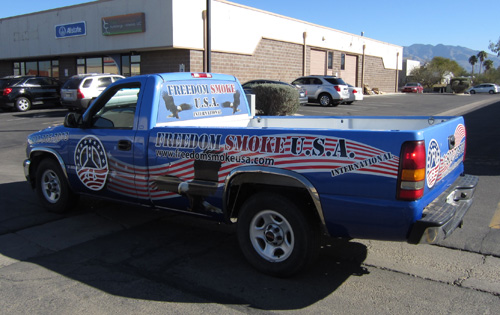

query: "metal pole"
left=206, top=0, right=211, bottom=73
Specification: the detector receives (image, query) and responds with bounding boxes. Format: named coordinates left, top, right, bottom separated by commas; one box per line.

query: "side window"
left=38, top=78, right=51, bottom=86
left=312, top=78, right=322, bottom=85
left=82, top=79, right=93, bottom=88
left=90, top=84, right=140, bottom=129
left=292, top=78, right=306, bottom=85
left=26, top=78, right=42, bottom=86
left=97, top=77, right=112, bottom=88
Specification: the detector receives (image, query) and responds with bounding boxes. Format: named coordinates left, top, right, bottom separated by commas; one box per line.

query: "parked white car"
left=466, top=83, right=499, bottom=94
left=61, top=73, right=125, bottom=111
left=291, top=76, right=349, bottom=106
left=343, top=84, right=363, bottom=104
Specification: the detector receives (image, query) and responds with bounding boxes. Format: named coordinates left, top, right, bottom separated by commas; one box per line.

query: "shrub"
left=450, top=77, right=471, bottom=94
left=250, top=84, right=300, bottom=116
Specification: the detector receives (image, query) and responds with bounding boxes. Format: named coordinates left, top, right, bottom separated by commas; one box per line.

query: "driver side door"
left=65, top=81, right=147, bottom=204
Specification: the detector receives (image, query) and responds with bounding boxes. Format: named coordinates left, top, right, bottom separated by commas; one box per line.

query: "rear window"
left=3, top=78, right=24, bottom=87
left=0, top=79, right=11, bottom=89
left=324, top=77, right=346, bottom=85
left=62, top=78, right=83, bottom=89
left=157, top=79, right=249, bottom=124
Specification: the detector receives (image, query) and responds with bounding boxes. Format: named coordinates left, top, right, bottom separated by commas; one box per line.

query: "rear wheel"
left=318, top=93, right=332, bottom=106
left=36, top=159, right=78, bottom=213
left=237, top=192, right=320, bottom=277
left=15, top=97, right=31, bottom=112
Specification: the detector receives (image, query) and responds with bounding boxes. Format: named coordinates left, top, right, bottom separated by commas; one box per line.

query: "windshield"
left=62, top=78, right=83, bottom=89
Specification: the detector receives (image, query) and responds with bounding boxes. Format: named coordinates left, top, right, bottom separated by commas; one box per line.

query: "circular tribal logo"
left=75, top=135, right=109, bottom=191
left=426, top=139, right=441, bottom=188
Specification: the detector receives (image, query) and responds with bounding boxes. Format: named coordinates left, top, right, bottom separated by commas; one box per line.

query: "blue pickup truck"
left=24, top=72, right=478, bottom=276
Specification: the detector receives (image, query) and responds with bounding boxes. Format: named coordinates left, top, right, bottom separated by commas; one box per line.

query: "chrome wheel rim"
left=17, top=99, right=30, bottom=111
left=319, top=95, right=330, bottom=106
left=41, top=169, right=61, bottom=204
left=249, top=210, right=294, bottom=262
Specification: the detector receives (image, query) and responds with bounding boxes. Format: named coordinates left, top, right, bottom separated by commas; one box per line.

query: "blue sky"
left=1, top=0, right=497, bottom=52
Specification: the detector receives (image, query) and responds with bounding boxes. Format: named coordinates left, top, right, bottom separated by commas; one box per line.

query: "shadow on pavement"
left=0, top=180, right=369, bottom=310
left=463, top=100, right=500, bottom=176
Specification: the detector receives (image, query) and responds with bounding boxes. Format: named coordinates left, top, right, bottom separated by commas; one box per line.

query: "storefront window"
left=121, top=54, right=141, bottom=77
left=39, top=61, right=51, bottom=77
left=13, top=62, right=20, bottom=76
left=103, top=57, right=119, bottom=74
left=25, top=61, right=38, bottom=75
left=131, top=55, right=141, bottom=76
left=77, top=58, right=86, bottom=75
left=52, top=60, right=59, bottom=78
left=13, top=60, right=59, bottom=77
left=86, top=57, right=102, bottom=73
left=121, top=55, right=131, bottom=77
left=77, top=56, right=120, bottom=75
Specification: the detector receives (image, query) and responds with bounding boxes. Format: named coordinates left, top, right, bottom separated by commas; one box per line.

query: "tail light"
left=77, top=89, right=85, bottom=99
left=352, top=89, right=358, bottom=94
left=397, top=141, right=426, bottom=200
left=3, top=88, right=12, bottom=96
left=334, top=86, right=341, bottom=92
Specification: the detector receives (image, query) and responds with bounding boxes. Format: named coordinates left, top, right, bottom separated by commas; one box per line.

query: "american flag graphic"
left=436, top=124, right=466, bottom=183
left=105, top=133, right=400, bottom=200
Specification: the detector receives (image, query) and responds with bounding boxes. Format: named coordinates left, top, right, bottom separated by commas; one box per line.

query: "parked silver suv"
left=61, top=74, right=124, bottom=111
left=292, top=76, right=349, bottom=106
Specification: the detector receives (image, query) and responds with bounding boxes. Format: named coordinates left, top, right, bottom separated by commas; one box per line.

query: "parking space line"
left=489, top=201, right=500, bottom=229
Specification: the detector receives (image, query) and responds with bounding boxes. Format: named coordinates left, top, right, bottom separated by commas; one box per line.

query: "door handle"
left=118, top=140, right=132, bottom=151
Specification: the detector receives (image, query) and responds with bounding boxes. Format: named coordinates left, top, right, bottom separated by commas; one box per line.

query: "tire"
left=318, top=93, right=332, bottom=106
left=489, top=90, right=494, bottom=94
left=345, top=101, right=354, bottom=105
left=470, top=90, right=476, bottom=94
left=15, top=97, right=31, bottom=112
left=237, top=192, right=320, bottom=277
left=35, top=159, right=78, bottom=213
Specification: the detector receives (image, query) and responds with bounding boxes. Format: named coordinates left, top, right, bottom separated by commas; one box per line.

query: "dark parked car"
left=0, top=76, right=62, bottom=112
left=242, top=79, right=308, bottom=105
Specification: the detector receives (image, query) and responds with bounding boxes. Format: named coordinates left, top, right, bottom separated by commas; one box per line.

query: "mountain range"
left=403, top=44, right=500, bottom=73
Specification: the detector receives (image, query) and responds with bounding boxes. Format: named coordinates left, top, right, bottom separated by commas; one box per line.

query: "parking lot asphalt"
left=1, top=93, right=500, bottom=314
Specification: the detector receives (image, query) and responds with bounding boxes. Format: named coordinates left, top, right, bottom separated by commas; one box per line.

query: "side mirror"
left=64, top=112, right=82, bottom=128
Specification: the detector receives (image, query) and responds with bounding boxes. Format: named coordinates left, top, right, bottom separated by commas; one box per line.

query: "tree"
left=489, top=37, right=500, bottom=57
left=409, top=57, right=467, bottom=89
left=468, top=55, right=478, bottom=75
left=477, top=51, right=488, bottom=74
left=483, top=60, right=494, bottom=72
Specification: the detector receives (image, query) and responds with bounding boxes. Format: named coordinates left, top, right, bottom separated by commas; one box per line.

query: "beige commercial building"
left=0, top=0, right=403, bottom=92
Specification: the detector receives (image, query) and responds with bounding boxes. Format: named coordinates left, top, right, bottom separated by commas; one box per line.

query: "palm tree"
left=483, top=59, right=494, bottom=72
left=477, top=51, right=488, bottom=74
left=468, top=55, right=478, bottom=76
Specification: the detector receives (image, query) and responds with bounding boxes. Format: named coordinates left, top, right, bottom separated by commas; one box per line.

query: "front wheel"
left=36, top=159, right=78, bottom=213
left=237, top=192, right=320, bottom=277
left=15, top=97, right=31, bottom=112
left=489, top=90, right=494, bottom=94
left=470, top=90, right=476, bottom=94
